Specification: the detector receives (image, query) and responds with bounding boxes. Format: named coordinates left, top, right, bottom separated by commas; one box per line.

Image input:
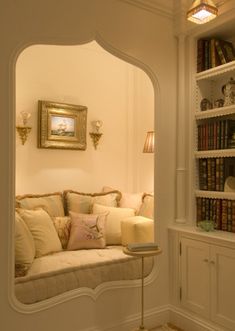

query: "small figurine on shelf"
left=200, top=98, right=212, bottom=111
left=213, top=98, right=224, bottom=108
left=198, top=220, right=215, bottom=232
left=222, top=77, right=235, bottom=106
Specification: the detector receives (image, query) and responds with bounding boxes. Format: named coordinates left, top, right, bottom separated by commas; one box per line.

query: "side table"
left=123, top=246, right=162, bottom=331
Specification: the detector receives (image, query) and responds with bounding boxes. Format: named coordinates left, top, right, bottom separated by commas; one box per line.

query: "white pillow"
left=102, top=186, right=143, bottom=213
left=15, top=212, right=35, bottom=266
left=93, top=204, right=135, bottom=245
left=17, top=208, right=62, bottom=257
left=119, top=192, right=143, bottom=213
left=138, top=194, right=154, bottom=219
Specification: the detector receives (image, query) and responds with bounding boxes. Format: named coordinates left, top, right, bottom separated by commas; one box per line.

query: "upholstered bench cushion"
left=15, top=246, right=153, bottom=304
left=121, top=216, right=154, bottom=246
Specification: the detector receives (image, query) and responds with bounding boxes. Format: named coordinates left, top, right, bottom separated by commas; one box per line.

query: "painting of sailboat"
left=51, top=116, right=75, bottom=137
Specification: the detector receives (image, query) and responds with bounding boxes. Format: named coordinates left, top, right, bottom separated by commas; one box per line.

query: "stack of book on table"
left=127, top=242, right=158, bottom=252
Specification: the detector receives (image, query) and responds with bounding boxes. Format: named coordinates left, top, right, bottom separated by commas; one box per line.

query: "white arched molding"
left=9, top=35, right=162, bottom=313
left=175, top=33, right=187, bottom=224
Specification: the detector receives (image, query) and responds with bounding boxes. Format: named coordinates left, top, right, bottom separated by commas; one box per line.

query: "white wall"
left=0, top=0, right=177, bottom=330
left=16, top=42, right=154, bottom=194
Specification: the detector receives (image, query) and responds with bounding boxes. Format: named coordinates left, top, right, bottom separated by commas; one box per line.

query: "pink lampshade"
left=143, top=131, right=154, bottom=153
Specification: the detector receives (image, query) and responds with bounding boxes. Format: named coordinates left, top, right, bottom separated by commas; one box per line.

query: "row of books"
left=196, top=197, right=235, bottom=232
left=198, top=119, right=235, bottom=151
left=198, top=157, right=235, bottom=191
left=197, top=38, right=235, bottom=72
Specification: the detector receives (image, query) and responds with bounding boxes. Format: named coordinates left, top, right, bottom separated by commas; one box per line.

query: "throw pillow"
left=52, top=216, right=71, bottom=249
left=67, top=211, right=107, bottom=250
left=16, top=192, right=65, bottom=217
left=92, top=204, right=135, bottom=245
left=138, top=194, right=154, bottom=219
left=64, top=190, right=122, bottom=214
left=15, top=212, right=36, bottom=277
left=17, top=208, right=62, bottom=257
left=102, top=186, right=143, bottom=213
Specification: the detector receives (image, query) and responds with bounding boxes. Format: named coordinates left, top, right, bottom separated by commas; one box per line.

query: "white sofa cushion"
left=17, top=208, right=62, bottom=257
left=121, top=215, right=154, bottom=246
left=93, top=204, right=135, bottom=245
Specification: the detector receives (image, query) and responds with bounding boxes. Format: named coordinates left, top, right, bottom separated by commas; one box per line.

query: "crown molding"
left=119, top=0, right=174, bottom=19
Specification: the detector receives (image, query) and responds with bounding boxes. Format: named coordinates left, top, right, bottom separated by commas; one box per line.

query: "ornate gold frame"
left=38, top=100, right=87, bottom=150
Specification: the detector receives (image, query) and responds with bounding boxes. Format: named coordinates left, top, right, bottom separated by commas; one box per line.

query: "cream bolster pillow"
left=17, top=208, right=62, bottom=257
left=121, top=216, right=154, bottom=246
left=92, top=204, right=135, bottom=245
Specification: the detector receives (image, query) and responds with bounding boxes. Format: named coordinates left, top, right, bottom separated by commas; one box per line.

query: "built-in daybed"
left=15, top=189, right=154, bottom=304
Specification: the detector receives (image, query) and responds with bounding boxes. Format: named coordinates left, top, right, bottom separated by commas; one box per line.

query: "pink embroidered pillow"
left=67, top=211, right=107, bottom=250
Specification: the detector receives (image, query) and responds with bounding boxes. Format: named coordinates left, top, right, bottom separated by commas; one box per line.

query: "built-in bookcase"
left=194, top=40, right=235, bottom=232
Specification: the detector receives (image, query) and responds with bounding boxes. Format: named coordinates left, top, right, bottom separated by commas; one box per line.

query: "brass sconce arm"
left=89, top=120, right=103, bottom=150
left=89, top=132, right=102, bottom=150
left=16, top=126, right=32, bottom=145
left=16, top=111, right=32, bottom=145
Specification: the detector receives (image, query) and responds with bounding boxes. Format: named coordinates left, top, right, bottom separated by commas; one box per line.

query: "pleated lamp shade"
left=143, top=131, right=154, bottom=153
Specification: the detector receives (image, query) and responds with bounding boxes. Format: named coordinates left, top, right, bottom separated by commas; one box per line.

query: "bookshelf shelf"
left=195, top=149, right=235, bottom=158
left=196, top=60, right=235, bottom=82
left=194, top=36, right=235, bottom=234
left=195, top=190, right=235, bottom=200
left=195, top=105, right=235, bottom=120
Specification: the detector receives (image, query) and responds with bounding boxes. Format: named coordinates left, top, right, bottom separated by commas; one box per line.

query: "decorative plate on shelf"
left=224, top=176, right=235, bottom=192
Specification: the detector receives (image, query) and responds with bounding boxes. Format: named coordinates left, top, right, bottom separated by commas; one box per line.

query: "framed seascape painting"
left=38, top=100, right=87, bottom=150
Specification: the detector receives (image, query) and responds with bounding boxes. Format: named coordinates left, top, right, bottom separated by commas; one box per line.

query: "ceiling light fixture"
left=187, top=0, right=218, bottom=24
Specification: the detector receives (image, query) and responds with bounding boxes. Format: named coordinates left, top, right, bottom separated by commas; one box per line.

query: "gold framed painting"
left=38, top=100, right=87, bottom=150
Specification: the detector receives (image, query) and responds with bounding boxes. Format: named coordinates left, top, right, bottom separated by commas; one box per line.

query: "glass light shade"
left=20, top=111, right=31, bottom=126
left=187, top=0, right=218, bottom=24
left=91, top=120, right=103, bottom=133
left=143, top=131, right=154, bottom=153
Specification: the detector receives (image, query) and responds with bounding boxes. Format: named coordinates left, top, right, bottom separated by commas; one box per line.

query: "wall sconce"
left=89, top=120, right=103, bottom=150
left=187, top=0, right=218, bottom=24
left=143, top=131, right=154, bottom=153
left=16, top=111, right=32, bottom=145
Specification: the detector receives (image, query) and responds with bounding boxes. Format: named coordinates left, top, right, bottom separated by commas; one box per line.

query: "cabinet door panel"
left=181, top=238, right=210, bottom=318
left=211, top=245, right=235, bottom=330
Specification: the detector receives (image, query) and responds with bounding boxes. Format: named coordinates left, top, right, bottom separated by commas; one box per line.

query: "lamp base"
left=133, top=326, right=148, bottom=331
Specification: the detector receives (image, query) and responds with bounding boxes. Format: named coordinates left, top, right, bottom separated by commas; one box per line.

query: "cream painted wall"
left=0, top=1, right=177, bottom=330
left=15, top=42, right=154, bottom=195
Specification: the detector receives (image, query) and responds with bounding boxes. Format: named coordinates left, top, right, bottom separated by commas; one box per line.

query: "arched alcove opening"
left=12, top=39, right=159, bottom=312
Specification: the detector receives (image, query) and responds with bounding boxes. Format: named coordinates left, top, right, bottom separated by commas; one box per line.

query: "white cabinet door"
left=181, top=238, right=210, bottom=318
left=211, top=245, right=235, bottom=330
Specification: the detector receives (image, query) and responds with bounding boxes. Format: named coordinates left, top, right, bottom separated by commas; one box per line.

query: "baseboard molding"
left=83, top=305, right=170, bottom=331
left=80, top=304, right=228, bottom=331
left=169, top=305, right=227, bottom=331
